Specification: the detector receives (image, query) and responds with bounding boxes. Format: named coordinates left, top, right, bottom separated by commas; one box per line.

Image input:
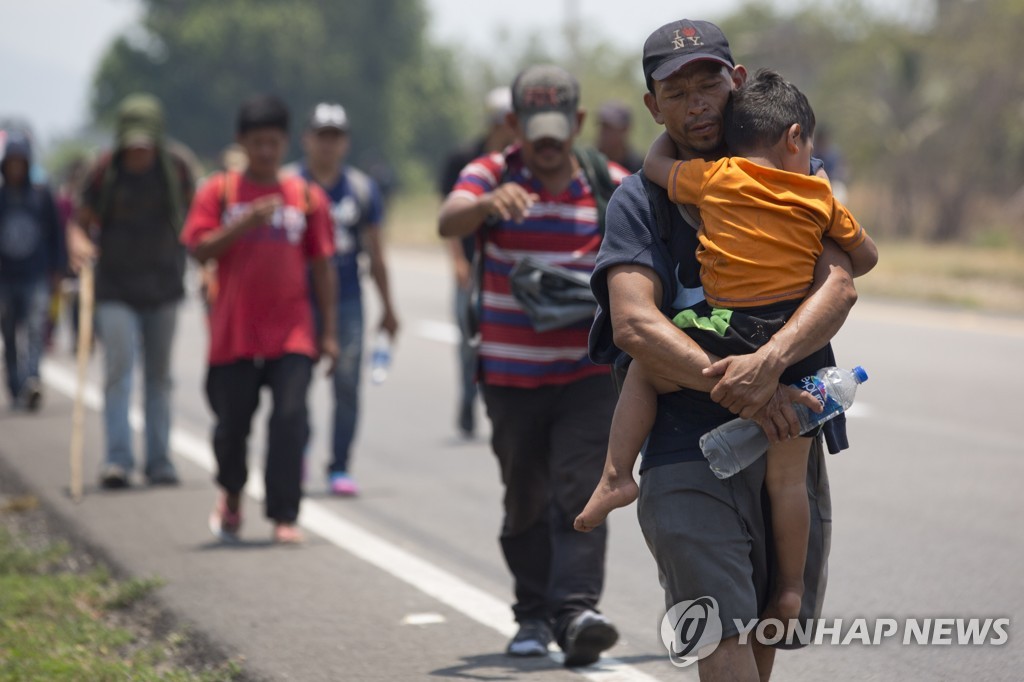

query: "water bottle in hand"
left=700, top=366, right=868, bottom=479
left=369, top=331, right=392, bottom=385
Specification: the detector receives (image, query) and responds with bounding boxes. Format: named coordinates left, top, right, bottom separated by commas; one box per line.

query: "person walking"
left=67, top=94, right=194, bottom=487
left=439, top=64, right=628, bottom=667
left=294, top=102, right=399, bottom=497
left=181, top=94, right=338, bottom=544
left=594, top=100, right=643, bottom=173
left=588, top=20, right=860, bottom=679
left=437, top=86, right=516, bottom=438
left=0, top=130, right=65, bottom=411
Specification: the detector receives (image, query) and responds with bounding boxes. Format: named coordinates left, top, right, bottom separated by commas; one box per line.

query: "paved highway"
left=2, top=246, right=1021, bottom=681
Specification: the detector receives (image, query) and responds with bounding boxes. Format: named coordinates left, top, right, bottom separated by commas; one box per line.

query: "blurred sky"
left=0, top=0, right=915, bottom=147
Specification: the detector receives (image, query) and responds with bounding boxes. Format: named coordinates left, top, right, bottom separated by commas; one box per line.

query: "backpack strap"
left=159, top=148, right=188, bottom=234
left=218, top=171, right=240, bottom=220
left=574, top=146, right=616, bottom=235
left=640, top=171, right=674, bottom=245
left=91, top=152, right=118, bottom=226
left=92, top=148, right=189, bottom=233
left=344, top=167, right=374, bottom=221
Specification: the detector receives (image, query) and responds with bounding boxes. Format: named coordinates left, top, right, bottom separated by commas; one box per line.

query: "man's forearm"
left=753, top=239, right=857, bottom=376
left=608, top=265, right=719, bottom=392
left=438, top=195, right=488, bottom=238
left=192, top=218, right=252, bottom=263
left=310, top=258, right=337, bottom=338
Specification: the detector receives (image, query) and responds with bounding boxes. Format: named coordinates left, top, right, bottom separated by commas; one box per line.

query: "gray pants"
left=637, top=437, right=832, bottom=646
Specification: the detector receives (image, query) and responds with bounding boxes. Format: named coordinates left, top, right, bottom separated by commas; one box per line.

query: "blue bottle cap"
left=852, top=366, right=868, bottom=383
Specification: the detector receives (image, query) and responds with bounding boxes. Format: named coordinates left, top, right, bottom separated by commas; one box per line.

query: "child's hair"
left=236, top=94, right=290, bottom=135
left=724, top=68, right=815, bottom=154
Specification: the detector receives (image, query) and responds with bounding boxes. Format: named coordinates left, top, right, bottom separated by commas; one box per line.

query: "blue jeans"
left=330, top=296, right=364, bottom=474
left=0, top=279, right=49, bottom=402
left=95, top=300, right=178, bottom=477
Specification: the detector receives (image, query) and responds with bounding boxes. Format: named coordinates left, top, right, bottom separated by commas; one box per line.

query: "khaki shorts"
left=637, top=437, right=832, bottom=647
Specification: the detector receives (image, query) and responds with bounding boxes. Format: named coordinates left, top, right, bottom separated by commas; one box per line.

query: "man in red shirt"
left=181, top=95, right=338, bottom=544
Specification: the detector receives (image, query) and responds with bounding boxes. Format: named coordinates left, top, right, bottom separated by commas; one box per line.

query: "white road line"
left=41, top=360, right=664, bottom=682
left=414, top=319, right=461, bottom=345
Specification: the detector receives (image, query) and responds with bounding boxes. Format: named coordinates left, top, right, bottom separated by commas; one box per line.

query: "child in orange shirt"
left=576, top=69, right=878, bottom=627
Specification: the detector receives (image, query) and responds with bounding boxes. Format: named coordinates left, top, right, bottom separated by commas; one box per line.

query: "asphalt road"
left=2, top=246, right=1022, bottom=681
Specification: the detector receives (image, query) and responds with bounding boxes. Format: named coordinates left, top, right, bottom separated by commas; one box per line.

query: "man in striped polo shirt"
left=439, top=65, right=628, bottom=668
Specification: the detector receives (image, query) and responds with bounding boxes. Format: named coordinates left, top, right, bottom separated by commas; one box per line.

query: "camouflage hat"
left=116, top=93, right=165, bottom=148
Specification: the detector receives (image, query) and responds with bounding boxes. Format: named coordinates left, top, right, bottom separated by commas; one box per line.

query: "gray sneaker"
left=562, top=610, right=618, bottom=667
left=99, top=463, right=130, bottom=490
left=21, top=378, right=42, bottom=413
left=506, top=619, right=553, bottom=657
left=146, top=468, right=180, bottom=486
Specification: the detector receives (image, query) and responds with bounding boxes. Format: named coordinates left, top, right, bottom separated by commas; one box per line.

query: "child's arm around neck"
left=642, top=132, right=682, bottom=190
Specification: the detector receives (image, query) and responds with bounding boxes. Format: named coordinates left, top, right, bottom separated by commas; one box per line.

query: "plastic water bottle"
left=700, top=366, right=868, bottom=479
left=369, top=331, right=392, bottom=385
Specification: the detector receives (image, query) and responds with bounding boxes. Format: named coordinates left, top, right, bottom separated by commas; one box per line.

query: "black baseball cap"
left=511, top=64, right=580, bottom=143
left=642, top=20, right=735, bottom=90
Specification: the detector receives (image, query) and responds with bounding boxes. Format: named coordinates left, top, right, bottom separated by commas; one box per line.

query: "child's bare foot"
left=574, top=476, right=639, bottom=532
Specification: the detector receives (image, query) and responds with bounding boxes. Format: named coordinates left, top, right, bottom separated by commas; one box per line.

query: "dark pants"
left=482, top=373, right=617, bottom=646
left=205, top=354, right=313, bottom=523
left=637, top=437, right=832, bottom=646
left=0, top=279, right=48, bottom=402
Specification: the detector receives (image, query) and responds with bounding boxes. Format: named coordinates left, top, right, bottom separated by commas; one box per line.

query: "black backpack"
left=463, top=147, right=618, bottom=344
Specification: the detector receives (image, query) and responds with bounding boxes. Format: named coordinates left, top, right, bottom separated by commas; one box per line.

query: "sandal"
left=209, top=492, right=242, bottom=542
left=272, top=522, right=304, bottom=545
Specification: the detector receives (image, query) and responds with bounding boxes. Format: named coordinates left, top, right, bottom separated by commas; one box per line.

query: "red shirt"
left=181, top=172, right=334, bottom=365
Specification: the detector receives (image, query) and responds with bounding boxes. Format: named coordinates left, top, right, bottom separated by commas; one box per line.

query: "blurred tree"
left=91, top=0, right=469, bottom=188
left=724, top=0, right=1024, bottom=243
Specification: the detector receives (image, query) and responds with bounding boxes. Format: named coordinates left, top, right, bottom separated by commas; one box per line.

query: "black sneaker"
left=562, top=610, right=618, bottom=667
left=22, top=378, right=42, bottom=413
left=99, top=464, right=130, bottom=490
left=457, top=400, right=475, bottom=438
left=506, top=619, right=553, bottom=657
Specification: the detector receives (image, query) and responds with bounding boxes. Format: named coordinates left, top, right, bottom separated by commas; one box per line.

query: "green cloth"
left=671, top=307, right=734, bottom=337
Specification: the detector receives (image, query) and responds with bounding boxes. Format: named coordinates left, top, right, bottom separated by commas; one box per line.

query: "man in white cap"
left=295, top=102, right=399, bottom=497
left=439, top=64, right=628, bottom=668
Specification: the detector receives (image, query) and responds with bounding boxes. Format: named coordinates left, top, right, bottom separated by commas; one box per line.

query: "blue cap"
left=852, top=366, right=868, bottom=383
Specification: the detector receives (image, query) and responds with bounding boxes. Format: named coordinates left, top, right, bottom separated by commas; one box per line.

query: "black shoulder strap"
left=640, top=171, right=673, bottom=245
left=574, top=146, right=615, bottom=235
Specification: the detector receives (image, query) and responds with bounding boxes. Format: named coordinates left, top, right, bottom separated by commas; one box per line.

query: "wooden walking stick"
left=70, top=262, right=94, bottom=502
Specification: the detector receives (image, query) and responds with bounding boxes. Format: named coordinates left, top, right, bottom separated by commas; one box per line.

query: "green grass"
left=0, top=527, right=240, bottom=682
left=856, top=240, right=1024, bottom=314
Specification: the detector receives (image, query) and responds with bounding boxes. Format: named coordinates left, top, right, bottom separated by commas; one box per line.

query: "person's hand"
left=482, top=183, right=537, bottom=223
left=379, top=306, right=399, bottom=338
left=67, top=226, right=99, bottom=273
left=240, top=195, right=282, bottom=230
left=704, top=354, right=785, bottom=418
left=319, top=332, right=339, bottom=376
left=749, top=383, right=823, bottom=443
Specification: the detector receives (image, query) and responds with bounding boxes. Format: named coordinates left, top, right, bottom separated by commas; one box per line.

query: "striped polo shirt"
left=451, top=146, right=626, bottom=388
